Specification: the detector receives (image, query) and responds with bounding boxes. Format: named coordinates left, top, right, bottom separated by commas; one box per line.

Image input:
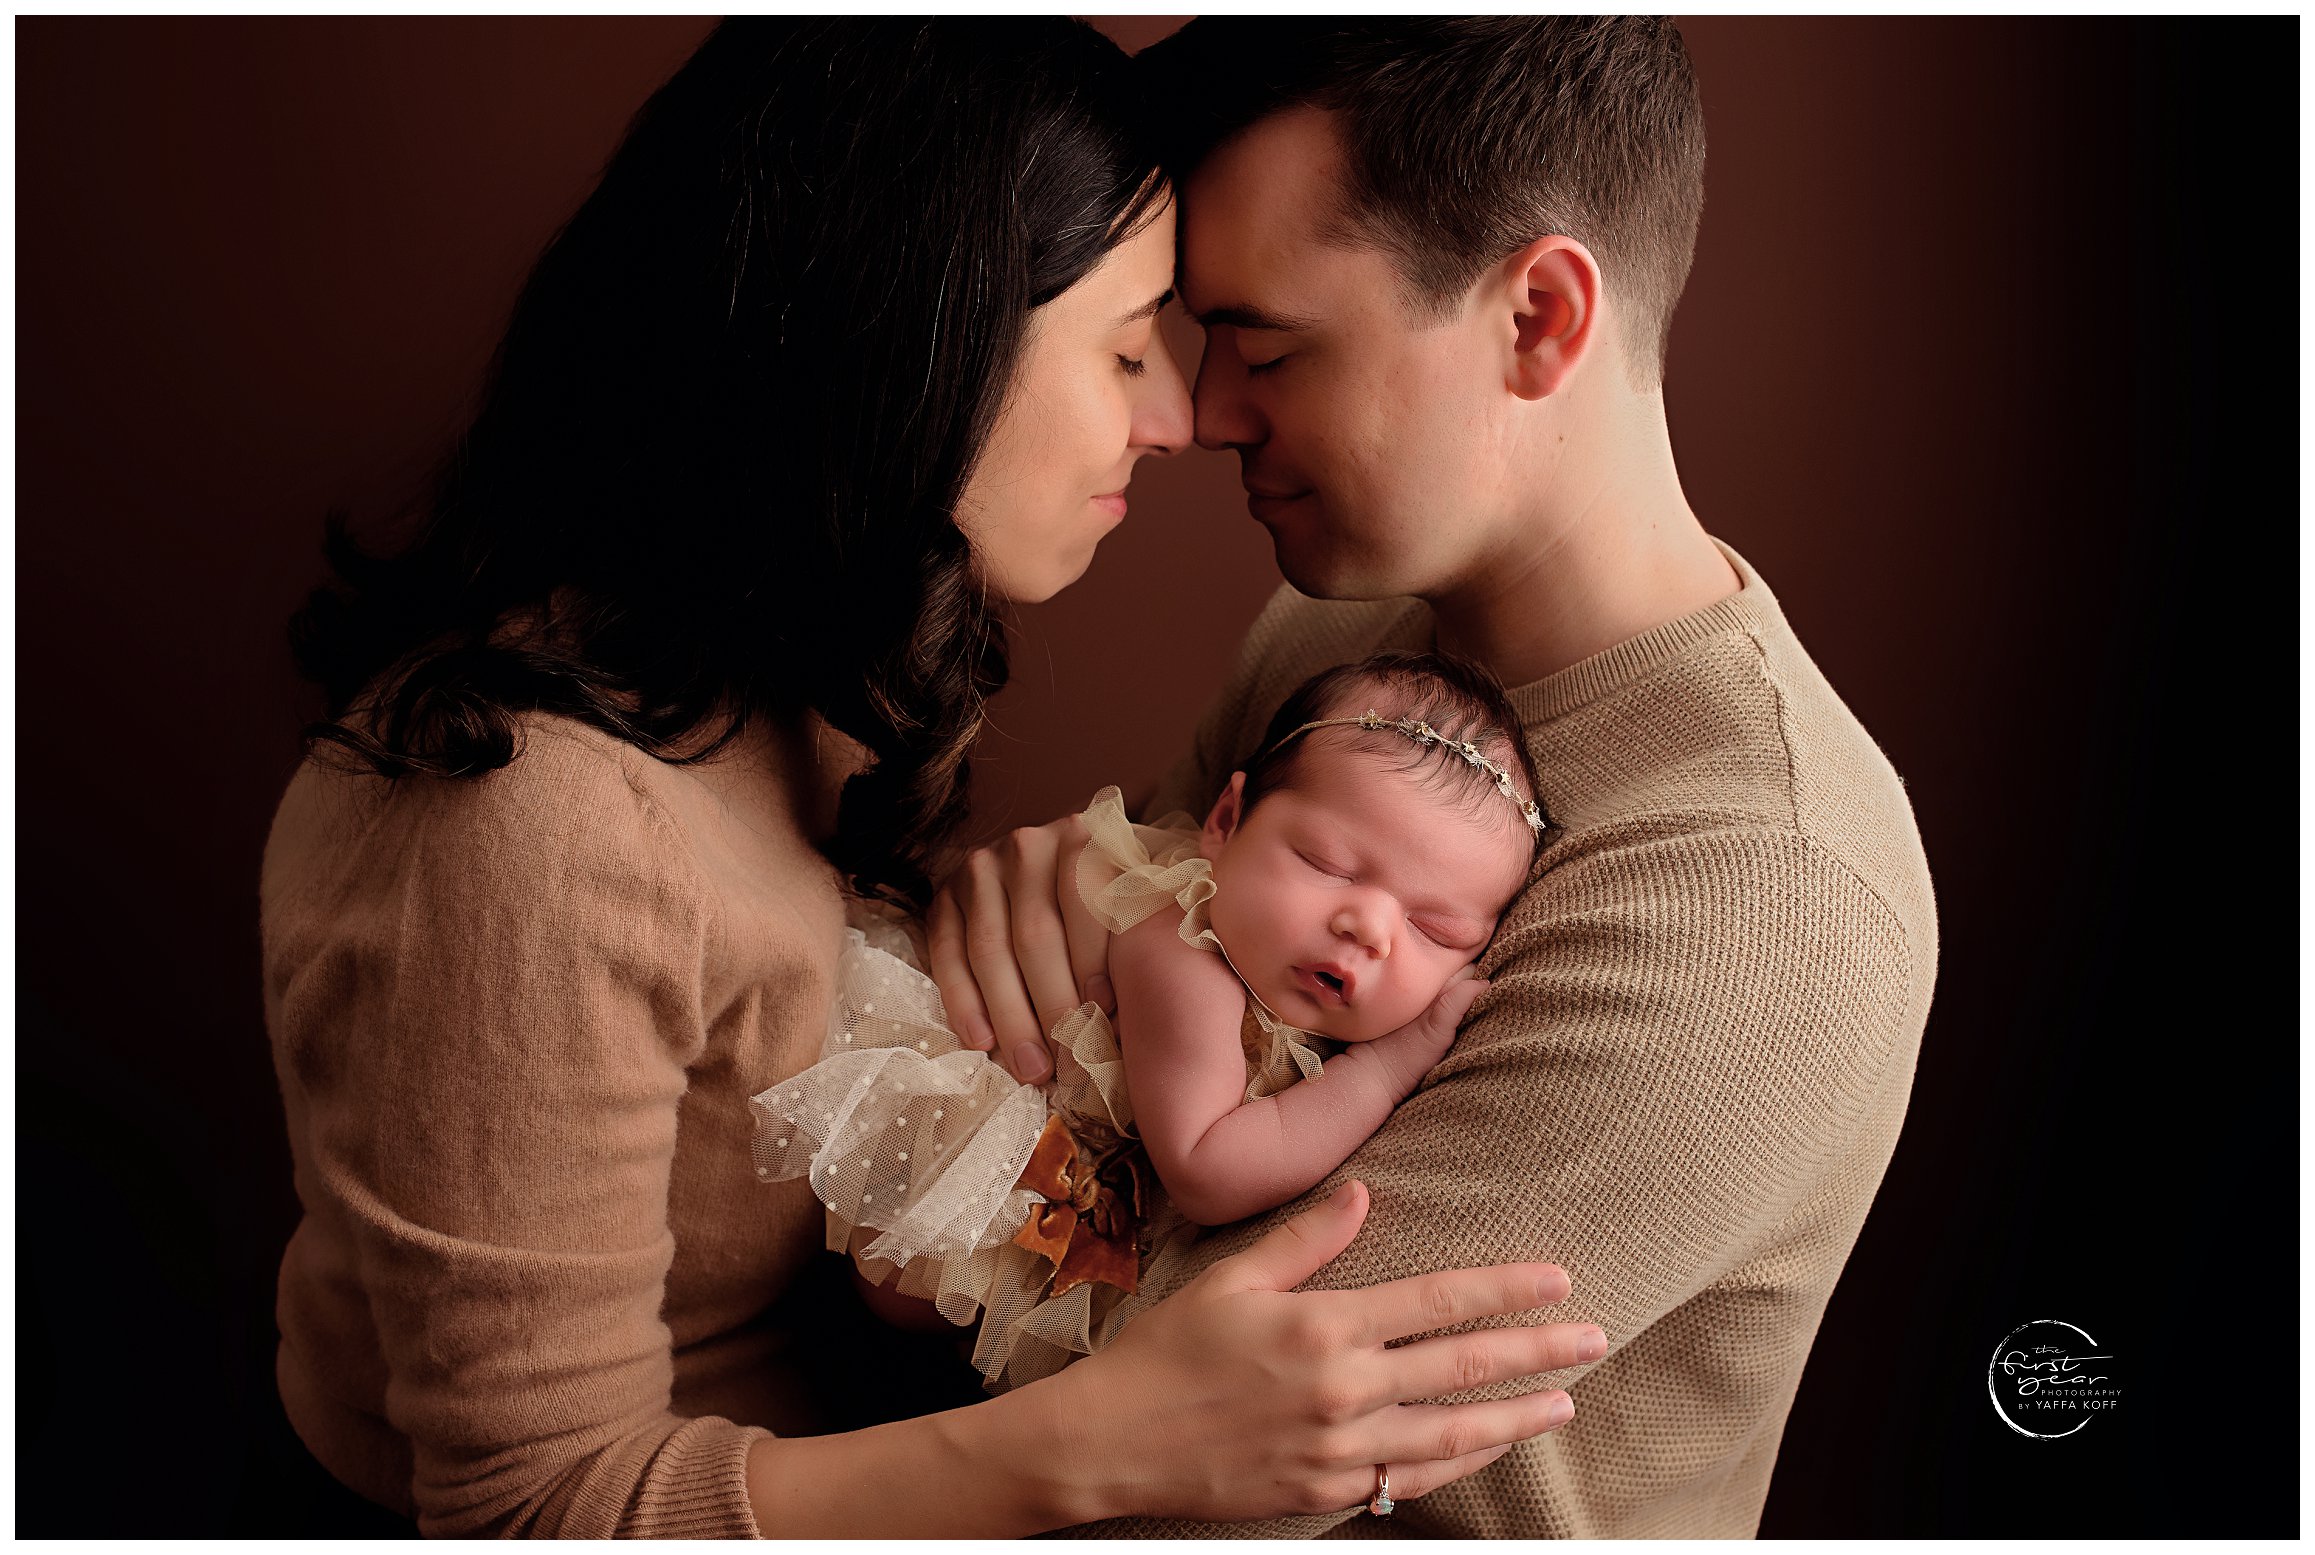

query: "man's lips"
left=1293, top=964, right=1357, bottom=1006
left=1246, top=487, right=1310, bottom=521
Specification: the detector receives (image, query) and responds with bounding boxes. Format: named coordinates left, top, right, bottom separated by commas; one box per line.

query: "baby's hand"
left=1362, top=972, right=1490, bottom=1100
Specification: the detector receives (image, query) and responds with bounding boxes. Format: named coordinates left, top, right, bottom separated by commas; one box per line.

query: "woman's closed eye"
left=1114, top=323, right=1158, bottom=379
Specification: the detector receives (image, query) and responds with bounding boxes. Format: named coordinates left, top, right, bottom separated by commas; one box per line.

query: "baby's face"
left=1199, top=742, right=1534, bottom=1043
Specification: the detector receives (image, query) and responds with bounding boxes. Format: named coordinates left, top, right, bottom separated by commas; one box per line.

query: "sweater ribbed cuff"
left=588, top=1415, right=770, bottom=1539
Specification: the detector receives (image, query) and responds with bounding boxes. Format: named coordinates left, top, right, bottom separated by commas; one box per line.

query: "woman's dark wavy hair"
left=292, top=18, right=1167, bottom=911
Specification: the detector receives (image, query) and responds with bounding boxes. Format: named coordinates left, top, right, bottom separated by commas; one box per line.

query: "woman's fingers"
left=940, top=845, right=1050, bottom=1081
left=1368, top=1391, right=1575, bottom=1475
left=923, top=886, right=997, bottom=1053
left=1002, top=822, right=1093, bottom=1053
left=1333, top=1388, right=1583, bottom=1508
left=1377, top=1319, right=1604, bottom=1406
left=1355, top=1442, right=1517, bottom=1508
left=1309, top=1390, right=1573, bottom=1516
left=970, top=927, right=1050, bottom=1084
left=1057, top=844, right=1115, bottom=1015
left=1335, top=1261, right=1573, bottom=1349
left=1210, top=1180, right=1370, bottom=1295
left=925, top=818, right=1102, bottom=1084
left=1059, top=1181, right=1585, bottom=1526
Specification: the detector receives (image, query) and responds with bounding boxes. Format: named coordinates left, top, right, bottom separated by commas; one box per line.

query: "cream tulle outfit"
left=749, top=787, right=1330, bottom=1391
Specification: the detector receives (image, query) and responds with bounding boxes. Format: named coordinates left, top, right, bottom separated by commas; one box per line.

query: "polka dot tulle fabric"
left=750, top=795, right=1329, bottom=1390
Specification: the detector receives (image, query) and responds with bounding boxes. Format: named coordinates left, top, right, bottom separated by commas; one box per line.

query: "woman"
left=266, top=19, right=1588, bottom=1537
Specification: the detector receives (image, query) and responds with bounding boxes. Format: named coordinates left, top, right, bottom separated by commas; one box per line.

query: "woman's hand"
left=1045, top=1178, right=1596, bottom=1524
left=747, top=1181, right=1593, bottom=1535
left=925, top=813, right=1111, bottom=1084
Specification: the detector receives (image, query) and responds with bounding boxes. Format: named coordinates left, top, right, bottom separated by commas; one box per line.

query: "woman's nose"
left=1131, top=327, right=1193, bottom=458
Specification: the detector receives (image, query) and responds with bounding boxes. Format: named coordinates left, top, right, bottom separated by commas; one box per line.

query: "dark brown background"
left=16, top=17, right=2294, bottom=1536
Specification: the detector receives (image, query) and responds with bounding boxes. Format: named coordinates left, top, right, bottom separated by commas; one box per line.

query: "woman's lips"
left=1091, top=491, right=1128, bottom=520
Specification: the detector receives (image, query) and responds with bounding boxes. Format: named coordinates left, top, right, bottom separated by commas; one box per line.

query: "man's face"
left=1179, top=106, right=1512, bottom=601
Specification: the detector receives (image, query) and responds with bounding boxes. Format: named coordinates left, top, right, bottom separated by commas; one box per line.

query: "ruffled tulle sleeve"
left=751, top=893, right=1177, bottom=1392
left=751, top=793, right=1339, bottom=1396
left=1074, top=786, right=1224, bottom=953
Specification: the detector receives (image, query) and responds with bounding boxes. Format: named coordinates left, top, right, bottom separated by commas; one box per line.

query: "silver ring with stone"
left=1369, top=1465, right=1395, bottom=1517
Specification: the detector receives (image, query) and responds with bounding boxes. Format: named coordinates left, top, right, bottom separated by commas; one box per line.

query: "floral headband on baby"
left=1262, top=710, right=1547, bottom=835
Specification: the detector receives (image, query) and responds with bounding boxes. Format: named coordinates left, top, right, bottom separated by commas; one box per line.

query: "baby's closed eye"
left=1294, top=848, right=1353, bottom=881
left=1412, top=915, right=1488, bottom=951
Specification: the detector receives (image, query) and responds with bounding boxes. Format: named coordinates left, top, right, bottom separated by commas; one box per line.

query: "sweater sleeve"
left=281, top=733, right=767, bottom=1537
left=1074, top=828, right=1919, bottom=1539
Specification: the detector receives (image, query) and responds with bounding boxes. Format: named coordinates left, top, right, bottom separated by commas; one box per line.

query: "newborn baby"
left=1093, top=649, right=1545, bottom=1226
left=752, top=648, right=1547, bottom=1389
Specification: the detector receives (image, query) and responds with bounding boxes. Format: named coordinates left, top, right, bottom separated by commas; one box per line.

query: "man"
left=930, top=18, right=1934, bottom=1538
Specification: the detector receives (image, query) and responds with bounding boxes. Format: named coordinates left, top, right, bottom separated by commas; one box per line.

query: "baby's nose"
left=1331, top=904, right=1391, bottom=956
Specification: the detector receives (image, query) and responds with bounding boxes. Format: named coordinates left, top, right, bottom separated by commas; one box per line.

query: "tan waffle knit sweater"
left=261, top=718, right=846, bottom=1537
left=1084, top=543, right=1935, bottom=1539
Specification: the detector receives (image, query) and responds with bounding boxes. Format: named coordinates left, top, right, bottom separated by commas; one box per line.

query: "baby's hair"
left=1238, top=649, right=1548, bottom=860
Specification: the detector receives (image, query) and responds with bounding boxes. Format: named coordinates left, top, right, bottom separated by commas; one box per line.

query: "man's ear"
left=1199, top=771, right=1248, bottom=860
left=1498, top=235, right=1601, bottom=401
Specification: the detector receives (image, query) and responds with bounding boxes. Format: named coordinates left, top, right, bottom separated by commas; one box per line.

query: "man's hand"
left=925, top=814, right=1112, bottom=1084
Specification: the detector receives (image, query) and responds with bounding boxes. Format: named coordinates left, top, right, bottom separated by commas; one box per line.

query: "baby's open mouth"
left=1294, top=964, right=1353, bottom=1006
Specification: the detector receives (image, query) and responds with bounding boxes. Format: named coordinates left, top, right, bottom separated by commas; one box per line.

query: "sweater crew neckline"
left=1503, top=540, right=1782, bottom=727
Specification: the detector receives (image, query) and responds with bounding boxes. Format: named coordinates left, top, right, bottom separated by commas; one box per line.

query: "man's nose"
left=1192, top=346, right=1263, bottom=453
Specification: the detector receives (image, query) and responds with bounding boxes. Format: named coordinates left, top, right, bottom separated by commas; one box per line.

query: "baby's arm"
left=1109, top=908, right=1478, bottom=1227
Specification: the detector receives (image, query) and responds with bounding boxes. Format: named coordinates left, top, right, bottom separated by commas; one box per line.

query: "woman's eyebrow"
left=1112, top=287, right=1176, bottom=328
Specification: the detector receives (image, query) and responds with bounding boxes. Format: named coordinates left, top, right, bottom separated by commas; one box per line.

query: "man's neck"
left=1429, top=398, right=1740, bottom=690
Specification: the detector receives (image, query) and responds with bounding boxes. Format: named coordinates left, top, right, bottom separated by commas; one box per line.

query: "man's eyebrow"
left=1111, top=288, right=1175, bottom=328
left=1191, top=302, right=1317, bottom=333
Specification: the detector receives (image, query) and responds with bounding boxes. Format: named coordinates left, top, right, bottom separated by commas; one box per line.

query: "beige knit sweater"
left=261, top=718, right=849, bottom=1537
left=1083, top=543, right=1935, bottom=1539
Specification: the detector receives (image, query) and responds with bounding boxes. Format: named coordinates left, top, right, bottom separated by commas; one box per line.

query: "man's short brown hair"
left=1139, top=17, right=1706, bottom=383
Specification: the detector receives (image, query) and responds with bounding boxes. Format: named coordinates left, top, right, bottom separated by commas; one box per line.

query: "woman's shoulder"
left=263, top=712, right=846, bottom=997
left=267, top=715, right=690, bottom=885
left=262, top=716, right=712, bottom=955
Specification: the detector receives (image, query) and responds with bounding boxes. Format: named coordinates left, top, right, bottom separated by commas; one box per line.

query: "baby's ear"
left=1200, top=771, right=1248, bottom=860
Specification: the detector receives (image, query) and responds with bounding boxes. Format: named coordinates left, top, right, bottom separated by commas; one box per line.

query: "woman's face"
left=958, top=200, right=1191, bottom=603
